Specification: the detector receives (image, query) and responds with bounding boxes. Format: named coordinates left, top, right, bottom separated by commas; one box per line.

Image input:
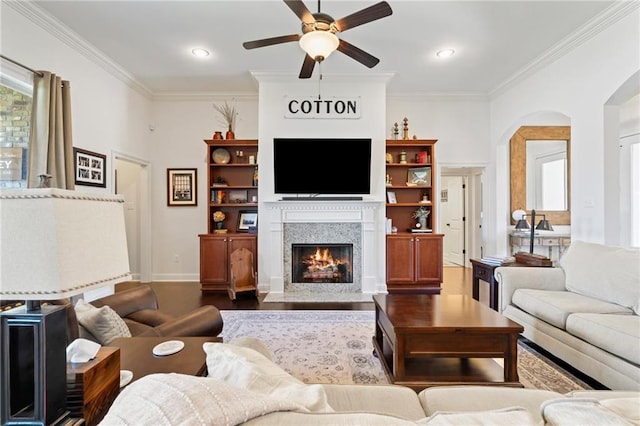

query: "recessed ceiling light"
left=191, top=48, right=210, bottom=57
left=436, top=48, right=455, bottom=58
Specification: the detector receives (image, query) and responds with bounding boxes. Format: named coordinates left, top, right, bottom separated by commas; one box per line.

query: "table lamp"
left=511, top=210, right=553, bottom=264
left=0, top=188, right=131, bottom=425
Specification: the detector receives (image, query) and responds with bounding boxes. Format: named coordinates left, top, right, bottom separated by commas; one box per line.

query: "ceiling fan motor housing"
left=301, top=13, right=338, bottom=34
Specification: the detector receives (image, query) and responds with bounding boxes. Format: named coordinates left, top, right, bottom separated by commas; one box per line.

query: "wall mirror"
left=510, top=126, right=571, bottom=225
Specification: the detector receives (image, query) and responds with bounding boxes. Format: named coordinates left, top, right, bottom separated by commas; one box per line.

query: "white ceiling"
left=30, top=0, right=619, bottom=97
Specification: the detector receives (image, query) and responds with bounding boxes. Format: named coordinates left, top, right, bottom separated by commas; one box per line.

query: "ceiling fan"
left=242, top=0, right=393, bottom=79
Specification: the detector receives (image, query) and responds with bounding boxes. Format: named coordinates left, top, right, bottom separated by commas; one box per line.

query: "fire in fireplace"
left=291, top=244, right=353, bottom=283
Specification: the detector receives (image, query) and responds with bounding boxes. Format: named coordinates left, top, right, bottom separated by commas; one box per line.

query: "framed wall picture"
left=74, top=148, right=106, bottom=188
left=228, top=189, right=248, bottom=204
left=167, top=168, right=197, bottom=206
left=237, top=210, right=257, bottom=232
left=407, top=166, right=431, bottom=186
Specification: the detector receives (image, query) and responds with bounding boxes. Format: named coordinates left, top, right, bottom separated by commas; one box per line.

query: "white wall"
left=1, top=3, right=153, bottom=195
left=489, top=9, right=640, bottom=253
left=253, top=73, right=388, bottom=288
left=150, top=98, right=259, bottom=281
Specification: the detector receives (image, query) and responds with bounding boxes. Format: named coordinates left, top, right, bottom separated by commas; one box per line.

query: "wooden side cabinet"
left=386, top=233, right=443, bottom=293
left=199, top=234, right=256, bottom=292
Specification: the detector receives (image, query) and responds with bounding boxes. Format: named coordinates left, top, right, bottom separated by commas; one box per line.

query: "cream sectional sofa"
left=100, top=338, right=640, bottom=425
left=496, top=240, right=640, bottom=390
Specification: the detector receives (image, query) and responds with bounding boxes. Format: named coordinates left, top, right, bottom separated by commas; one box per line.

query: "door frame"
left=439, top=165, right=485, bottom=267
left=111, top=150, right=152, bottom=283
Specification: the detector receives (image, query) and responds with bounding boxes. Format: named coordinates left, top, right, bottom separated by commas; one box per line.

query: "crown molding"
left=152, top=92, right=259, bottom=102
left=490, top=1, right=639, bottom=99
left=9, top=0, right=153, bottom=99
left=386, top=92, right=489, bottom=102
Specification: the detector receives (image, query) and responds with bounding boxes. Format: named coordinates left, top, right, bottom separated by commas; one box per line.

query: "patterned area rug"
left=220, top=310, right=593, bottom=393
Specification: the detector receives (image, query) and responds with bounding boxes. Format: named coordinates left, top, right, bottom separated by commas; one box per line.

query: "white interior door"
left=441, top=176, right=465, bottom=265
left=115, top=158, right=143, bottom=280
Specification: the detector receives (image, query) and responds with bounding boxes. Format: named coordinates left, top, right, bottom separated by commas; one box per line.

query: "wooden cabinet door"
left=386, top=235, right=415, bottom=283
left=414, top=234, right=444, bottom=284
left=199, top=235, right=228, bottom=286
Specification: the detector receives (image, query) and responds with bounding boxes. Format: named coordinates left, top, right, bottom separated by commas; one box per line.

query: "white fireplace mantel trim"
left=263, top=200, right=384, bottom=296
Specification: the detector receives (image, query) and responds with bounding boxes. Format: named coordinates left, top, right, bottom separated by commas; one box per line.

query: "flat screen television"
left=273, top=138, right=371, bottom=195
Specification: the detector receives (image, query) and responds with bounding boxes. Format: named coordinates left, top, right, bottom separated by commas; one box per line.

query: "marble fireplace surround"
left=263, top=200, right=382, bottom=301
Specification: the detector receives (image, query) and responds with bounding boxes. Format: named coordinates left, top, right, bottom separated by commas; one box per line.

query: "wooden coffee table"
left=109, top=336, right=221, bottom=383
left=372, top=294, right=524, bottom=391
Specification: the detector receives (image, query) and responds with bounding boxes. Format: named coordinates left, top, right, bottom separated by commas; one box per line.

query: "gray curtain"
left=27, top=71, right=74, bottom=189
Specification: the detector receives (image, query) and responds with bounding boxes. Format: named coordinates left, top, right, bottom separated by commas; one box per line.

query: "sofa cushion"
left=541, top=398, right=632, bottom=426
left=419, top=407, right=536, bottom=425
left=566, top=313, right=640, bottom=365
left=512, top=289, right=632, bottom=329
left=600, top=397, right=640, bottom=423
left=323, top=384, right=427, bottom=420
left=74, top=299, right=131, bottom=345
left=418, top=386, right=562, bottom=424
left=560, top=241, right=640, bottom=314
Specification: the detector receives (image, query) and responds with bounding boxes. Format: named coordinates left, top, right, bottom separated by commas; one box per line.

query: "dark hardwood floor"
left=116, top=266, right=475, bottom=317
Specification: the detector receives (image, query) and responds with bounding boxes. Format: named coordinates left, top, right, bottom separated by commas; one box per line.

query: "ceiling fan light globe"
left=299, top=31, right=339, bottom=62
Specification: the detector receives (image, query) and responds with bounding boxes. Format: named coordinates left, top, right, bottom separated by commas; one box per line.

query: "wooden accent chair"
left=229, top=247, right=258, bottom=300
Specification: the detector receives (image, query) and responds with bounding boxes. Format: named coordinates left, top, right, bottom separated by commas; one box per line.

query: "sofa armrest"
left=91, top=284, right=159, bottom=317
left=495, top=266, right=566, bottom=312
left=151, top=305, right=224, bottom=337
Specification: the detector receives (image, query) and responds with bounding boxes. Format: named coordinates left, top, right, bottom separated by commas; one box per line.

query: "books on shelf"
left=409, top=228, right=432, bottom=233
left=480, top=255, right=515, bottom=266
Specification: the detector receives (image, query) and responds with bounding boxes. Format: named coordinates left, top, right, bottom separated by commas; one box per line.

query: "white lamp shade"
left=0, top=189, right=131, bottom=299
left=299, top=31, right=339, bottom=61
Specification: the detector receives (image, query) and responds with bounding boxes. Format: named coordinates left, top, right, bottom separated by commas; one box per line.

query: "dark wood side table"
left=470, top=258, right=552, bottom=311
left=109, top=336, right=221, bottom=383
left=470, top=259, right=502, bottom=311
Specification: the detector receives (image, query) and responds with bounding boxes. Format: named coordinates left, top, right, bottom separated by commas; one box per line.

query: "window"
left=0, top=61, right=33, bottom=189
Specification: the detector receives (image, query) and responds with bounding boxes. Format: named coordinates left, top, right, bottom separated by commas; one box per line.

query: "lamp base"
left=515, top=252, right=553, bottom=267
left=1, top=305, right=68, bottom=425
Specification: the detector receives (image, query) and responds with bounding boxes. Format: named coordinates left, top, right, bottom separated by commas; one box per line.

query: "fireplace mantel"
left=262, top=200, right=385, bottom=297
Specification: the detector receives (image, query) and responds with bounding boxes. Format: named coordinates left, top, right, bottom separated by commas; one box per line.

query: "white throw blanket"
left=99, top=373, right=313, bottom=425
left=99, top=341, right=334, bottom=425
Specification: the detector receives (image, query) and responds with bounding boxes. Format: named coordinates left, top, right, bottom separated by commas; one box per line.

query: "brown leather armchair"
left=57, top=284, right=223, bottom=343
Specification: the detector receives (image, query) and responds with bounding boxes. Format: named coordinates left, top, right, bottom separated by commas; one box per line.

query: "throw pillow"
left=74, top=299, right=131, bottom=345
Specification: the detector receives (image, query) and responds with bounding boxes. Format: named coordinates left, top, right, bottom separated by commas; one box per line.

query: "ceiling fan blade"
left=334, top=1, right=392, bottom=32
left=284, top=0, right=315, bottom=24
left=337, top=39, right=380, bottom=68
left=299, top=54, right=316, bottom=78
left=243, top=34, right=301, bottom=50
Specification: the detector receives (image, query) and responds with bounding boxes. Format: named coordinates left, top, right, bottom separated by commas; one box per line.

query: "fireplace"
left=263, top=200, right=385, bottom=299
left=292, top=244, right=353, bottom=283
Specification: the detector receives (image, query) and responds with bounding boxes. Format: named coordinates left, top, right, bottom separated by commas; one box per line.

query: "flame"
left=302, top=247, right=346, bottom=272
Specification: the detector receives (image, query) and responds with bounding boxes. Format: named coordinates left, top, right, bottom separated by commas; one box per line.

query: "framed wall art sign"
left=74, top=148, right=106, bottom=188
left=237, top=210, right=257, bottom=232
left=167, top=168, right=197, bottom=206
left=407, top=166, right=431, bottom=187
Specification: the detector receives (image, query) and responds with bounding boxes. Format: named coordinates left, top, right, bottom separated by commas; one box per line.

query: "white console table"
left=510, top=232, right=571, bottom=262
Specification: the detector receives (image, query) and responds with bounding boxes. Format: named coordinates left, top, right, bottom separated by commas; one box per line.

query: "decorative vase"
left=226, top=125, right=235, bottom=140
left=418, top=217, right=428, bottom=229
left=216, top=222, right=223, bottom=230
left=213, top=131, right=223, bottom=140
